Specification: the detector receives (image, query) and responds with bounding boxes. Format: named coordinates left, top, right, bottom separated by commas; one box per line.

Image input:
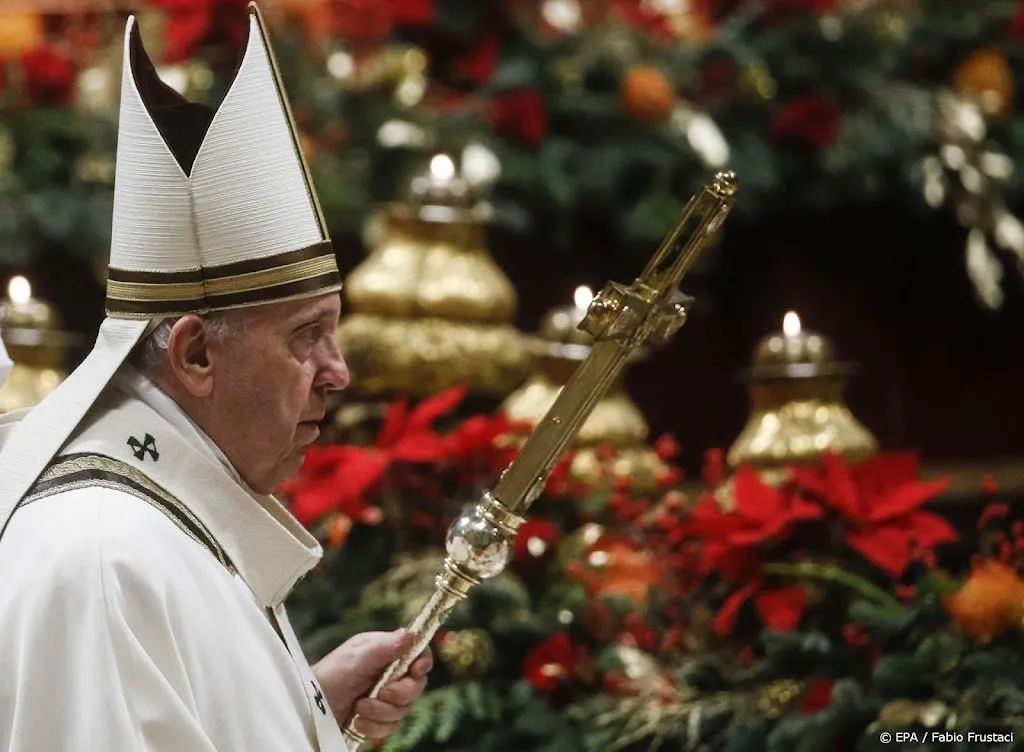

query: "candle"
left=0, top=274, right=70, bottom=347
left=573, top=285, right=594, bottom=317
left=8, top=275, right=31, bottom=306
left=782, top=310, right=800, bottom=338
left=429, top=153, right=455, bottom=182
left=2, top=275, right=48, bottom=330
left=745, top=309, right=844, bottom=381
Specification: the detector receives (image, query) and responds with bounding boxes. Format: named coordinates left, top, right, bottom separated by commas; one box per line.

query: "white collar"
left=110, top=365, right=253, bottom=492
left=94, top=364, right=321, bottom=606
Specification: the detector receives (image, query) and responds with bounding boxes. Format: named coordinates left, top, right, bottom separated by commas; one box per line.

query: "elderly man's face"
left=204, top=293, right=348, bottom=492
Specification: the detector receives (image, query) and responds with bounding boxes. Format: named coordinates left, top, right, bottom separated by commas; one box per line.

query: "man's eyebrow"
left=289, top=306, right=337, bottom=332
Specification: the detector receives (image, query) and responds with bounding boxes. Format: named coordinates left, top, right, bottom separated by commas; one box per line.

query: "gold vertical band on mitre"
left=104, top=242, right=342, bottom=318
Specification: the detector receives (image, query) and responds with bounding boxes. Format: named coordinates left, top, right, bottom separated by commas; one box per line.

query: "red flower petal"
left=679, top=495, right=747, bottom=537
left=855, top=451, right=922, bottom=492
left=407, top=385, right=468, bottom=432
left=522, top=632, right=582, bottom=693
left=903, top=511, right=959, bottom=548
left=801, top=678, right=835, bottom=714
left=790, top=498, right=826, bottom=522
left=846, top=523, right=918, bottom=577
left=334, top=449, right=392, bottom=498
left=377, top=397, right=410, bottom=448
left=867, top=478, right=951, bottom=522
left=391, top=431, right=449, bottom=462
left=732, top=466, right=786, bottom=523
left=713, top=544, right=762, bottom=581
left=712, top=580, right=760, bottom=637
left=291, top=485, right=343, bottom=527
left=391, top=0, right=436, bottom=26
left=755, top=585, right=807, bottom=632
left=819, top=452, right=864, bottom=520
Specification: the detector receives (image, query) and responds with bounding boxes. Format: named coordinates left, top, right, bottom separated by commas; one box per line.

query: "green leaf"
left=848, top=600, right=919, bottom=643
left=384, top=696, right=435, bottom=751
left=676, top=657, right=731, bottom=692
left=765, top=714, right=815, bottom=752
left=462, top=681, right=487, bottom=721
left=494, top=145, right=544, bottom=191
left=434, top=0, right=491, bottom=39
left=913, top=631, right=967, bottom=674
left=622, top=192, right=685, bottom=245
left=469, top=572, right=532, bottom=611
left=488, top=54, right=542, bottom=91
left=870, top=653, right=934, bottom=699
left=720, top=719, right=772, bottom=752
left=915, top=570, right=963, bottom=598
left=962, top=646, right=1024, bottom=681
left=435, top=686, right=465, bottom=743
left=760, top=630, right=837, bottom=676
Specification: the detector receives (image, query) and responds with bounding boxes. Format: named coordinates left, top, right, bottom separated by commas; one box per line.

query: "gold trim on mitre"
left=105, top=242, right=342, bottom=318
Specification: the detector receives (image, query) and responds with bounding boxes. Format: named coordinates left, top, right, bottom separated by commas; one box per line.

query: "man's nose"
left=316, top=337, right=350, bottom=391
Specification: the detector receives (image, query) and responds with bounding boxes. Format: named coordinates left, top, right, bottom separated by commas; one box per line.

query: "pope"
left=0, top=4, right=430, bottom=751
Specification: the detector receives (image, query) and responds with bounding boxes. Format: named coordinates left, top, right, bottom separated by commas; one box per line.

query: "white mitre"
left=0, top=3, right=341, bottom=533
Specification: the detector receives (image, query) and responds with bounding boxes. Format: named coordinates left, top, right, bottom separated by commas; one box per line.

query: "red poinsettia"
left=515, top=517, right=558, bottom=561
left=513, top=517, right=560, bottom=578
left=711, top=578, right=808, bottom=637
left=448, top=35, right=499, bottom=86
left=610, top=0, right=678, bottom=40
left=1012, top=3, right=1024, bottom=47
left=149, top=0, right=251, bottom=64
left=671, top=467, right=823, bottom=636
left=281, top=386, right=469, bottom=526
left=442, top=411, right=523, bottom=479
left=522, top=632, right=587, bottom=694
left=791, top=452, right=957, bottom=577
left=771, top=95, right=843, bottom=150
left=489, top=88, right=549, bottom=148
left=801, top=678, right=836, bottom=714
left=19, top=47, right=76, bottom=107
left=681, top=466, right=823, bottom=580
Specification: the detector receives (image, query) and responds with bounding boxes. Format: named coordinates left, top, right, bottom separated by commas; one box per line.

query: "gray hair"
left=131, top=311, right=249, bottom=376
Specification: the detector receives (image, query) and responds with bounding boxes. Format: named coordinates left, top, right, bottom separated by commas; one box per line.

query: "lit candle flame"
left=7, top=276, right=31, bottom=305
left=574, top=285, right=594, bottom=312
left=782, top=311, right=801, bottom=337
left=429, top=153, right=455, bottom=181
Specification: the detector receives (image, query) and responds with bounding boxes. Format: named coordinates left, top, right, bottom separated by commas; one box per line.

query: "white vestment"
left=0, top=367, right=349, bottom=752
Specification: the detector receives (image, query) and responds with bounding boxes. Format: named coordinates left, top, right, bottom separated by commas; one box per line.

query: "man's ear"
left=165, top=315, right=214, bottom=398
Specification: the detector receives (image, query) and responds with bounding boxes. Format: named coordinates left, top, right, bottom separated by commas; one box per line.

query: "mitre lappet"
left=0, top=2, right=342, bottom=530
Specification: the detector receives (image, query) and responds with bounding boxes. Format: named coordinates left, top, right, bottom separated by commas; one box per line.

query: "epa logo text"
left=892, top=731, right=1015, bottom=743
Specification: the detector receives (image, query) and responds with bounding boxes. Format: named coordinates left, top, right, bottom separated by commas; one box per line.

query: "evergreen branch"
left=762, top=561, right=904, bottom=611
left=436, top=686, right=465, bottom=743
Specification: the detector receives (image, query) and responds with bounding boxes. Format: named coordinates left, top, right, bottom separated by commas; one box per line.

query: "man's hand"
left=313, top=629, right=433, bottom=740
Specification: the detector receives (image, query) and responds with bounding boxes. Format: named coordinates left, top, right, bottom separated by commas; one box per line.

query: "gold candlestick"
left=335, top=152, right=529, bottom=399
left=500, top=285, right=668, bottom=492
left=341, top=171, right=739, bottom=748
left=0, top=276, right=84, bottom=414
left=725, top=311, right=878, bottom=482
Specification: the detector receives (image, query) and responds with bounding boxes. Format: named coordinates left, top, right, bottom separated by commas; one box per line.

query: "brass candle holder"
left=500, top=285, right=668, bottom=493
left=335, top=152, right=529, bottom=399
left=725, top=311, right=878, bottom=486
left=0, top=276, right=84, bottom=414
